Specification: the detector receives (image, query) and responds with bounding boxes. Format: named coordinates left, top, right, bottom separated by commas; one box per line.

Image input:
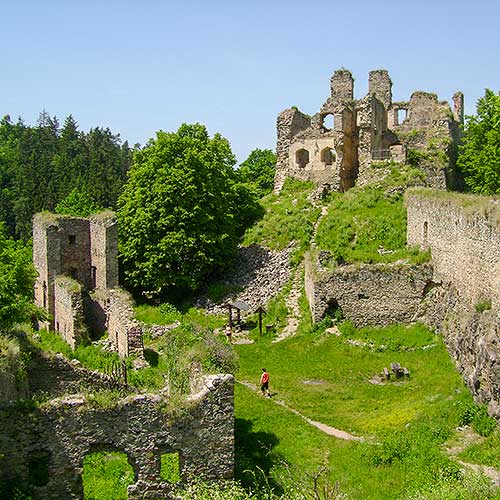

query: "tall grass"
left=243, top=178, right=321, bottom=265
left=316, top=166, right=428, bottom=266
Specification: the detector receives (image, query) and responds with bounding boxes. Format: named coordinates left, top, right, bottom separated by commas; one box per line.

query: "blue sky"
left=1, top=0, right=499, bottom=162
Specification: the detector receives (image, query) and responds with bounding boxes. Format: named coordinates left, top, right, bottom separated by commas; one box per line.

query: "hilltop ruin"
left=274, top=68, right=463, bottom=193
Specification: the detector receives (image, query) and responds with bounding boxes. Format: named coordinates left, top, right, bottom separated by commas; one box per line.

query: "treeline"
left=0, top=112, right=132, bottom=240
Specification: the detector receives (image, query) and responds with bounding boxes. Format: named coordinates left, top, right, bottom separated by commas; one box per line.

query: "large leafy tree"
left=237, top=148, right=276, bottom=197
left=457, top=89, right=500, bottom=194
left=118, top=123, right=258, bottom=300
left=0, top=224, right=37, bottom=331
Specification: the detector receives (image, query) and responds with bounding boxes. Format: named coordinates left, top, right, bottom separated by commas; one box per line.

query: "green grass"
left=459, top=430, right=500, bottom=468
left=316, top=166, right=428, bottom=266
left=242, top=178, right=321, bottom=265
left=233, top=321, right=499, bottom=499
left=82, top=451, right=134, bottom=500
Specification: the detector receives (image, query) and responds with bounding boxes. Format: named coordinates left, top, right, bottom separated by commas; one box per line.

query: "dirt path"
left=273, top=265, right=303, bottom=343
left=238, top=380, right=363, bottom=441
left=444, top=426, right=500, bottom=486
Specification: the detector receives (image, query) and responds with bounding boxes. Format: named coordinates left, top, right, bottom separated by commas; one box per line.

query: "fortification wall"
left=406, top=189, right=500, bottom=416
left=305, top=254, right=433, bottom=327
left=89, top=212, right=119, bottom=289
left=0, top=374, right=234, bottom=500
left=406, top=190, right=500, bottom=310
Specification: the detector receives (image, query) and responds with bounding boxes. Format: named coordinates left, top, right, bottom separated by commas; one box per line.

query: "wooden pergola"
left=222, top=300, right=251, bottom=328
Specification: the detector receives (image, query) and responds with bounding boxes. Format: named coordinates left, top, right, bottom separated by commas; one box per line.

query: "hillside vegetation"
left=315, top=165, right=428, bottom=266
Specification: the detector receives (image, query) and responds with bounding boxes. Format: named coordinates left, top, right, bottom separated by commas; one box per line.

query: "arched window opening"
left=322, top=114, right=335, bottom=131
left=397, top=109, right=407, bottom=125
left=82, top=450, right=135, bottom=500
left=43, top=281, right=47, bottom=309
left=423, top=221, right=428, bottom=244
left=321, top=148, right=336, bottom=166
left=295, top=149, right=309, bottom=168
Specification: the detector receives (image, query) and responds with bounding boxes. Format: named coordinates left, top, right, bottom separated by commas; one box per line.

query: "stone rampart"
left=0, top=373, right=234, bottom=499
left=406, top=189, right=500, bottom=416
left=406, top=189, right=500, bottom=310
left=305, top=253, right=433, bottom=327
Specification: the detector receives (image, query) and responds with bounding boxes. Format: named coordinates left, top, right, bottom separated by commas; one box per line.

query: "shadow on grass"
left=235, top=418, right=284, bottom=494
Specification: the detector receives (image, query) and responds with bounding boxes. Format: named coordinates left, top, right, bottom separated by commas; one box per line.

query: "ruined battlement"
left=274, top=68, right=462, bottom=193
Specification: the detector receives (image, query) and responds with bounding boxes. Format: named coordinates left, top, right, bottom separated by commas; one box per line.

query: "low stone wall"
left=27, top=351, right=122, bottom=399
left=0, top=374, right=234, bottom=500
left=305, top=253, right=433, bottom=327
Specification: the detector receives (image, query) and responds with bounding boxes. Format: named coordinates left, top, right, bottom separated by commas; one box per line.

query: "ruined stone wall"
left=274, top=108, right=311, bottom=192
left=305, top=253, right=433, bottom=326
left=89, top=211, right=119, bottom=290
left=274, top=68, right=462, bottom=193
left=89, top=288, right=143, bottom=357
left=33, top=214, right=92, bottom=330
left=53, top=276, right=87, bottom=348
left=406, top=189, right=500, bottom=416
left=0, top=374, right=234, bottom=500
left=27, top=351, right=121, bottom=399
left=406, top=190, right=500, bottom=310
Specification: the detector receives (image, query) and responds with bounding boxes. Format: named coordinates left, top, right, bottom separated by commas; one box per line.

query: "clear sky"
left=1, top=0, right=499, bottom=163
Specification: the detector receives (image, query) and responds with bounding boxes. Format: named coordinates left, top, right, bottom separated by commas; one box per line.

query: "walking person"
left=260, top=368, right=271, bottom=397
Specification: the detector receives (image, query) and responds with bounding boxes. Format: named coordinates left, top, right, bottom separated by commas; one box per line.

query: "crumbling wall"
left=274, top=68, right=462, bottom=193
left=27, top=351, right=120, bottom=399
left=89, top=211, right=119, bottom=290
left=305, top=253, right=433, bottom=327
left=89, top=289, right=143, bottom=357
left=0, top=374, right=234, bottom=500
left=53, top=276, right=87, bottom=348
left=406, top=189, right=500, bottom=415
left=275, top=108, right=311, bottom=192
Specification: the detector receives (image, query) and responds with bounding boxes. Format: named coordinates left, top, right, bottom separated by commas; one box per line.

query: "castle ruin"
left=274, top=69, right=463, bottom=192
left=33, top=211, right=143, bottom=357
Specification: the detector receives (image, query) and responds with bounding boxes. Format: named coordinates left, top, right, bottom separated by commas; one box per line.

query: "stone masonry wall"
left=406, top=190, right=500, bottom=311
left=0, top=374, right=234, bottom=500
left=406, top=189, right=500, bottom=415
left=305, top=254, right=433, bottom=327
left=53, top=277, right=87, bottom=348
left=89, top=211, right=119, bottom=290
left=89, top=288, right=143, bottom=357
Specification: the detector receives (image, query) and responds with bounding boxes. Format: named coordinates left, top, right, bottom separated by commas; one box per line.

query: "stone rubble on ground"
left=195, top=243, right=294, bottom=315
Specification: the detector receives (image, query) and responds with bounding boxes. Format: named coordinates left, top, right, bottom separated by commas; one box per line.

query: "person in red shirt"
left=260, top=368, right=271, bottom=397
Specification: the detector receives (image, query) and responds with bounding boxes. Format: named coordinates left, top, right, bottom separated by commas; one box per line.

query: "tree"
left=0, top=224, right=37, bottom=331
left=55, top=188, right=104, bottom=217
left=457, top=89, right=500, bottom=194
left=118, top=123, right=259, bottom=300
left=237, top=148, right=276, bottom=197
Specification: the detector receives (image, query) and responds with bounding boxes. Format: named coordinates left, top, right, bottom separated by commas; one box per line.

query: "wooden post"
left=256, top=306, right=266, bottom=338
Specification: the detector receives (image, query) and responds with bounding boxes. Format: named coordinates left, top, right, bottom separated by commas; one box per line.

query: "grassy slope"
left=234, top=323, right=499, bottom=499
left=242, top=178, right=320, bottom=265
left=315, top=165, right=428, bottom=265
